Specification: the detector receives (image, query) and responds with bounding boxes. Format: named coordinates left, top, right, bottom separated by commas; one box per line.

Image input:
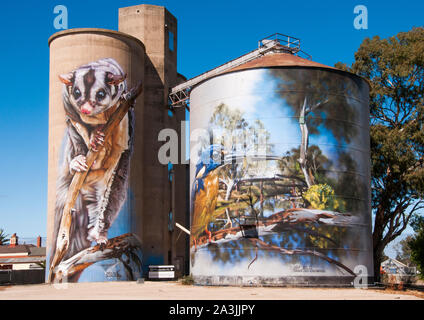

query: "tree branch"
left=52, top=233, right=142, bottom=283
left=192, top=208, right=360, bottom=276
left=247, top=238, right=356, bottom=276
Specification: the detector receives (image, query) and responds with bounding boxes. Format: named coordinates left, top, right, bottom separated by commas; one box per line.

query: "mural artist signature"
left=292, top=263, right=325, bottom=273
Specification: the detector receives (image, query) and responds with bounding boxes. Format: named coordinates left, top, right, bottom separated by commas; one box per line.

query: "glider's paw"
left=70, top=155, right=88, bottom=173
left=90, top=129, right=105, bottom=152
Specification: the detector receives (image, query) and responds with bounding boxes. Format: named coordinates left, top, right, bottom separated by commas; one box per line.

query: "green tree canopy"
left=336, top=27, right=424, bottom=281
left=408, top=226, right=424, bottom=277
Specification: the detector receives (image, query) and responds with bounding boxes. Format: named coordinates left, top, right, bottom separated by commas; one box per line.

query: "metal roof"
left=223, top=52, right=336, bottom=73
left=0, top=256, right=45, bottom=264
left=168, top=33, right=369, bottom=108
left=0, top=245, right=46, bottom=256
left=0, top=245, right=31, bottom=254
left=28, top=247, right=46, bottom=256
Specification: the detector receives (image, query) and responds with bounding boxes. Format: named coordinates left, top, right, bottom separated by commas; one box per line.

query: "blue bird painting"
left=191, top=144, right=225, bottom=248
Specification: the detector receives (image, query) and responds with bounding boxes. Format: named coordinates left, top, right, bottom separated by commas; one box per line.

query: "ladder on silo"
left=169, top=33, right=311, bottom=108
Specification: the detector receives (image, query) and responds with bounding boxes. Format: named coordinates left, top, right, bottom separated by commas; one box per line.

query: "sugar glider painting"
left=49, top=58, right=142, bottom=283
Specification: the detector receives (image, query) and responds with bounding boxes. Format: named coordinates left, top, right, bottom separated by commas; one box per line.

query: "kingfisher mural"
left=191, top=145, right=226, bottom=246
left=189, top=68, right=372, bottom=285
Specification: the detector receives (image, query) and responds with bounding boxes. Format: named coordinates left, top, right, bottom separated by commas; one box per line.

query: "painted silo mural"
left=48, top=58, right=143, bottom=283
left=189, top=67, right=373, bottom=285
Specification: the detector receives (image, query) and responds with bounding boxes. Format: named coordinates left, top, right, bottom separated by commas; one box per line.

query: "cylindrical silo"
left=189, top=52, right=373, bottom=286
left=47, top=28, right=145, bottom=283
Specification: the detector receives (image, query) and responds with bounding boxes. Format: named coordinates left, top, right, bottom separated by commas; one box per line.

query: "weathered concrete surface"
left=119, top=4, right=189, bottom=277
left=0, top=281, right=421, bottom=300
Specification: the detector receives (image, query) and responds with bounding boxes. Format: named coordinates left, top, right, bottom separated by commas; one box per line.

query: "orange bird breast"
left=191, top=170, right=220, bottom=240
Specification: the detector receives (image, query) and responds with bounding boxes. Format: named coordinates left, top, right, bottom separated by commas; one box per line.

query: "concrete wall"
left=119, top=4, right=188, bottom=277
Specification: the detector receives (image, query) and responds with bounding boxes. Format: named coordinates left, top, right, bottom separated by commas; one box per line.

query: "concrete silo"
left=47, top=28, right=145, bottom=283
left=47, top=29, right=145, bottom=281
left=47, top=4, right=190, bottom=283
left=188, top=37, right=373, bottom=286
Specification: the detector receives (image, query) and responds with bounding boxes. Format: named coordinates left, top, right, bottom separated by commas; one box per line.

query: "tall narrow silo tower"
left=119, top=4, right=189, bottom=277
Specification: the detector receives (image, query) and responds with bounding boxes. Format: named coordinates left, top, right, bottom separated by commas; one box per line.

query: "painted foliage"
left=49, top=58, right=142, bottom=282
left=190, top=68, right=372, bottom=283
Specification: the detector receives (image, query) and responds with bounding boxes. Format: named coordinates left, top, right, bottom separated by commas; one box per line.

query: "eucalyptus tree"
left=336, top=27, right=424, bottom=280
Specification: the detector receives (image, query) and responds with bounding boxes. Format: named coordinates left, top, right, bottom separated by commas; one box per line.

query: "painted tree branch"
left=52, top=233, right=142, bottom=283
left=48, top=83, right=143, bottom=283
left=298, top=97, right=329, bottom=188
left=194, top=208, right=361, bottom=247
left=247, top=238, right=356, bottom=276
left=192, top=208, right=360, bottom=275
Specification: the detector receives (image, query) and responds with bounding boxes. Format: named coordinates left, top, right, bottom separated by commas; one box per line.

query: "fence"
left=0, top=269, right=45, bottom=285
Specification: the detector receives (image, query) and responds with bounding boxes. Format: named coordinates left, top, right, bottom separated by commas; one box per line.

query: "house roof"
left=0, top=256, right=45, bottom=264
left=0, top=245, right=31, bottom=254
left=0, top=244, right=46, bottom=256
left=28, top=246, right=46, bottom=256
left=381, top=258, right=408, bottom=268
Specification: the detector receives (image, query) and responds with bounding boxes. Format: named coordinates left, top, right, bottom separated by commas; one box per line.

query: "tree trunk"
left=260, top=181, right=264, bottom=218
left=373, top=242, right=384, bottom=283
left=298, top=97, right=314, bottom=188
left=372, top=206, right=386, bottom=283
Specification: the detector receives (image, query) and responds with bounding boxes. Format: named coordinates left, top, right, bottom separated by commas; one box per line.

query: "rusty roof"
left=223, top=52, right=336, bottom=74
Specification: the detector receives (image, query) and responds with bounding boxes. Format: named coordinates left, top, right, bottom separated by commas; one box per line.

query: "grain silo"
left=187, top=35, right=373, bottom=286
left=46, top=4, right=189, bottom=283
left=47, top=28, right=145, bottom=283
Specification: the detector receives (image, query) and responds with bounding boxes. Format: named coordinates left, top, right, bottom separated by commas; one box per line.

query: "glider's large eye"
left=96, top=89, right=106, bottom=102
left=73, top=87, right=81, bottom=99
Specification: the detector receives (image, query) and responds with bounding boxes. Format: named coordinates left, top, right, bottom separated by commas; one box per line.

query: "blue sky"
left=0, top=0, right=422, bottom=258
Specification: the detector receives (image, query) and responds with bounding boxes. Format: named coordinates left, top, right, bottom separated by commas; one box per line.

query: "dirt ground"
left=0, top=281, right=422, bottom=300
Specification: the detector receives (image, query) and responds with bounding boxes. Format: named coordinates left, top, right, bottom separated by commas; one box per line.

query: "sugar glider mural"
left=48, top=58, right=143, bottom=283
left=190, top=68, right=372, bottom=285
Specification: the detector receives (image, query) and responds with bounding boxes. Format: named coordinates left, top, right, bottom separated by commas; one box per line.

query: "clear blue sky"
left=0, top=0, right=422, bottom=257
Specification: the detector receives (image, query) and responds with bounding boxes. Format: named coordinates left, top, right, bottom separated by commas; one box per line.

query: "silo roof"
left=224, top=52, right=336, bottom=74
left=48, top=28, right=145, bottom=50
left=216, top=52, right=370, bottom=89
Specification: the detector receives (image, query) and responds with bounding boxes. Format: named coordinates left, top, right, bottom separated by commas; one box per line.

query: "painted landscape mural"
left=189, top=68, right=373, bottom=284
